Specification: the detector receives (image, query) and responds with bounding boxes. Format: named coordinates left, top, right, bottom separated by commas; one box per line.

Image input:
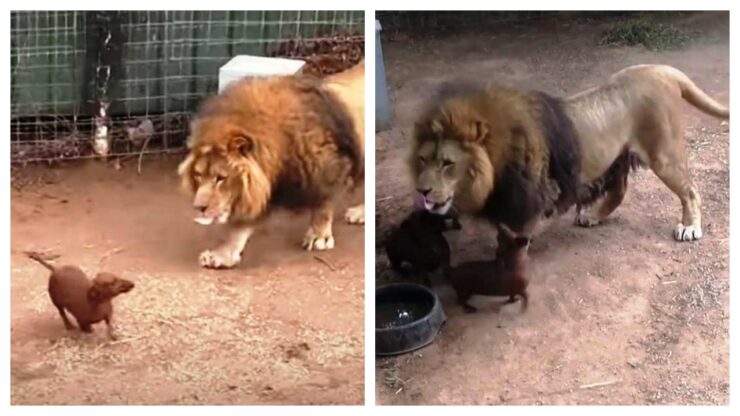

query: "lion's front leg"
left=199, top=223, right=255, bottom=269
left=344, top=203, right=364, bottom=225
left=303, top=203, right=335, bottom=251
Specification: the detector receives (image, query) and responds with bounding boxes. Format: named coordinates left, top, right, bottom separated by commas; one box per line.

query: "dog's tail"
left=25, top=251, right=56, bottom=272
left=661, top=66, right=729, bottom=119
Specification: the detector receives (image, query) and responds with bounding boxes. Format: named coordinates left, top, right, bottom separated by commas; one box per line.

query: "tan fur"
left=178, top=61, right=365, bottom=269
left=410, top=87, right=551, bottom=218
left=566, top=64, right=728, bottom=240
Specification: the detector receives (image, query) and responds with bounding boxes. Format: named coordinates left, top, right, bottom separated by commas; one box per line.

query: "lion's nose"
left=416, top=188, right=431, bottom=197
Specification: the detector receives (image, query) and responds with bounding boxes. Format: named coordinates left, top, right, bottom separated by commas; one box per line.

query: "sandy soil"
left=375, top=12, right=729, bottom=405
left=10, top=155, right=364, bottom=405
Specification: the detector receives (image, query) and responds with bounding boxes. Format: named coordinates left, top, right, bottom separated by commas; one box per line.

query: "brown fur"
left=385, top=210, right=461, bottom=286
left=178, top=61, right=364, bottom=269
left=25, top=251, right=134, bottom=339
left=446, top=227, right=530, bottom=313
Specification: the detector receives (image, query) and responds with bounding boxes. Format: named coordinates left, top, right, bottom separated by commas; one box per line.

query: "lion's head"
left=178, top=76, right=316, bottom=225
left=177, top=97, right=276, bottom=226
left=410, top=93, right=497, bottom=215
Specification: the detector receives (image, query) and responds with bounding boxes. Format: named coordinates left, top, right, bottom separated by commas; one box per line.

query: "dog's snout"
left=416, top=188, right=432, bottom=197
left=120, top=280, right=135, bottom=292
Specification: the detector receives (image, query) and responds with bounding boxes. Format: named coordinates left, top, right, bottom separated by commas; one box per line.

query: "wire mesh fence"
left=11, top=10, right=364, bottom=164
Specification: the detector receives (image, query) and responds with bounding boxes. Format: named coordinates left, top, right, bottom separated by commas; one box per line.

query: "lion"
left=410, top=64, right=728, bottom=247
left=177, top=60, right=364, bottom=269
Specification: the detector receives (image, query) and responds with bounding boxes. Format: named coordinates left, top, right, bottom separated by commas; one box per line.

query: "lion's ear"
left=470, top=120, right=488, bottom=142
left=177, top=153, right=194, bottom=176
left=429, top=119, right=445, bottom=136
left=229, top=135, right=254, bottom=157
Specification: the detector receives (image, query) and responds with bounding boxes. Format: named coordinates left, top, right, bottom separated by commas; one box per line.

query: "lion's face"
left=178, top=149, right=238, bottom=225
left=177, top=134, right=272, bottom=225
left=410, top=138, right=473, bottom=215
left=411, top=106, right=495, bottom=215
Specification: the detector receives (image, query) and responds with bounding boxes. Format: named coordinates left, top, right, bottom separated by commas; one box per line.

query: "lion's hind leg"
left=303, top=203, right=335, bottom=251
left=650, top=152, right=702, bottom=241
left=642, top=117, right=702, bottom=241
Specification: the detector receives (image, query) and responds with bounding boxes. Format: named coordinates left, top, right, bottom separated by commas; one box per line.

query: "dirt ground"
left=10, top=156, right=364, bottom=405
left=375, top=12, right=729, bottom=405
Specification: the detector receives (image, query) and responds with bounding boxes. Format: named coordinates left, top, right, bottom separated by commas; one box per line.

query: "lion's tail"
left=660, top=66, right=729, bottom=119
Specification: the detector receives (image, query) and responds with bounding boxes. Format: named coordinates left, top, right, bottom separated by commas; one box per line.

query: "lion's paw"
left=199, top=249, right=241, bottom=269
left=344, top=205, right=365, bottom=225
left=302, top=231, right=335, bottom=251
left=674, top=223, right=703, bottom=241
left=575, top=210, right=601, bottom=227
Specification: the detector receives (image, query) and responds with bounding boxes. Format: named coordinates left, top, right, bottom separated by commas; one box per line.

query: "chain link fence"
left=11, top=10, right=364, bottom=164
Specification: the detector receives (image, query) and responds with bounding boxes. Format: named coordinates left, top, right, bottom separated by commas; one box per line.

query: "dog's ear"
left=229, top=135, right=254, bottom=157
left=87, top=285, right=103, bottom=303
left=498, top=224, right=516, bottom=240
left=515, top=237, right=532, bottom=248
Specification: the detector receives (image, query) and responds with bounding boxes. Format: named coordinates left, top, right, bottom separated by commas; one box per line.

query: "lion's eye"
left=442, top=159, right=454, bottom=168
left=419, top=156, right=426, bottom=165
left=215, top=175, right=226, bottom=183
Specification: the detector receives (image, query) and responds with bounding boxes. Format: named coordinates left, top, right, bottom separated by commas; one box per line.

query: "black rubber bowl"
left=376, top=282, right=447, bottom=356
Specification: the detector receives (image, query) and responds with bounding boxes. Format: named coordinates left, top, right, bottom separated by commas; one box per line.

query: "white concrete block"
left=218, top=55, right=305, bottom=93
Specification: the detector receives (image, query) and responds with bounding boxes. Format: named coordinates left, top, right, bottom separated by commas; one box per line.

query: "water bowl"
left=376, top=282, right=446, bottom=356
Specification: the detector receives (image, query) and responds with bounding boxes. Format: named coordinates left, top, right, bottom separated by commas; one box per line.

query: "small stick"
left=579, top=380, right=620, bottom=390
left=107, top=335, right=146, bottom=346
left=651, top=304, right=681, bottom=321
left=314, top=255, right=337, bottom=272
left=376, top=196, right=393, bottom=203
left=99, top=246, right=124, bottom=265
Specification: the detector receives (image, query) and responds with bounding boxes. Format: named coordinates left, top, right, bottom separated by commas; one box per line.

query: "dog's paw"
left=344, top=205, right=365, bottom=225
left=302, top=230, right=335, bottom=251
left=199, top=248, right=241, bottom=269
left=674, top=223, right=703, bottom=241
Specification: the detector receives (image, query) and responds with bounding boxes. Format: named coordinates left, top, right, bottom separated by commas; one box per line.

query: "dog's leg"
left=78, top=321, right=93, bottom=333
left=303, top=203, right=335, bottom=251
left=460, top=298, right=478, bottom=313
left=344, top=203, right=365, bottom=225
left=104, top=316, right=117, bottom=340
left=199, top=223, right=255, bottom=269
left=519, top=292, right=529, bottom=312
left=650, top=146, right=702, bottom=241
left=56, top=306, right=76, bottom=330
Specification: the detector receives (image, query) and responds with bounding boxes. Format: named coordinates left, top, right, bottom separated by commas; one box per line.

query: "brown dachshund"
left=446, top=227, right=530, bottom=313
left=26, top=251, right=134, bottom=339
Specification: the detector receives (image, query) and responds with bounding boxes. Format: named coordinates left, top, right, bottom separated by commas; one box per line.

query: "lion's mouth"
left=194, top=211, right=230, bottom=225
left=422, top=197, right=453, bottom=215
